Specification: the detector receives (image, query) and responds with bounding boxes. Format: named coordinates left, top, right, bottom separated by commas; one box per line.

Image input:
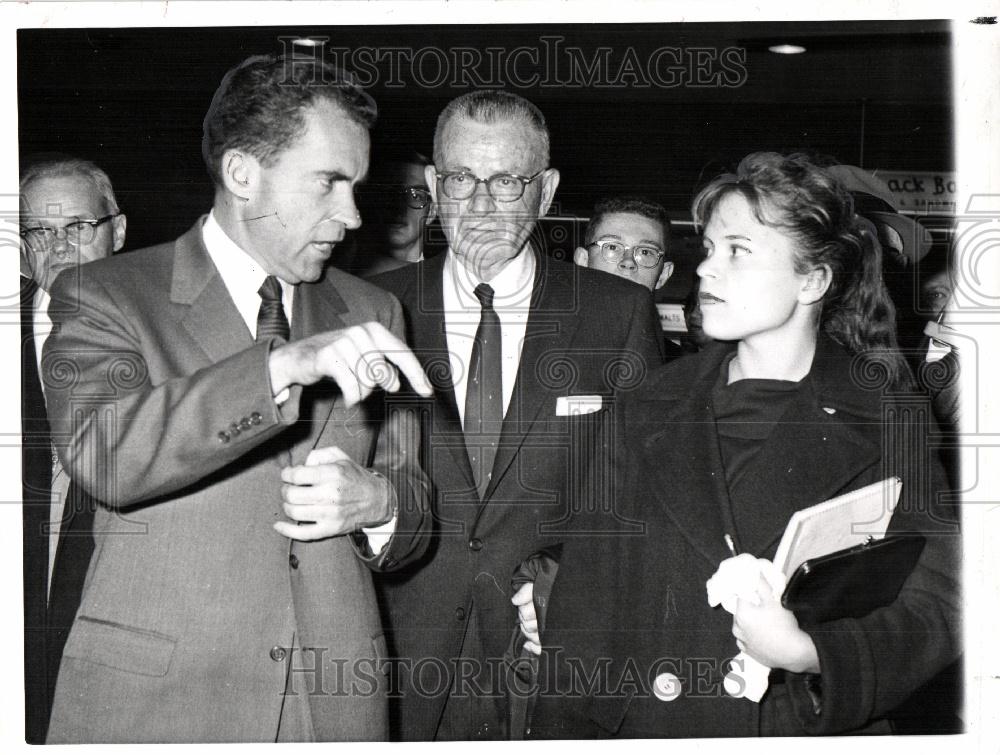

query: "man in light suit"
left=372, top=91, right=663, bottom=740
left=20, top=156, right=126, bottom=743
left=42, top=53, right=432, bottom=743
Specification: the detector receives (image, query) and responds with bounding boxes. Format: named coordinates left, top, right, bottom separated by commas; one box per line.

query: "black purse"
left=781, top=535, right=926, bottom=627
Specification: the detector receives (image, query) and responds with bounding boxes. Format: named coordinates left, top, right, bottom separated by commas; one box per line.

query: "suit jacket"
left=371, top=252, right=664, bottom=739
left=41, top=219, right=431, bottom=743
left=21, top=275, right=52, bottom=744
left=21, top=276, right=98, bottom=743
left=530, top=336, right=961, bottom=738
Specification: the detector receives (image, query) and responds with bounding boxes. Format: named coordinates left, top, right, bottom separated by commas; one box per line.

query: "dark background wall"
left=18, top=21, right=953, bottom=299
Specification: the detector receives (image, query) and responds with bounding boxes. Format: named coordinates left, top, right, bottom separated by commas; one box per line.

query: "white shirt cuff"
left=362, top=515, right=397, bottom=554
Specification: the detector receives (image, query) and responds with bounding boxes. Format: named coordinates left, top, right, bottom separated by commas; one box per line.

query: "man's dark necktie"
left=464, top=283, right=503, bottom=499
left=256, top=275, right=290, bottom=343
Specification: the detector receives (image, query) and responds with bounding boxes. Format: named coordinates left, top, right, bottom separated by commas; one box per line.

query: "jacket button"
left=469, top=538, right=483, bottom=551
left=653, top=672, right=681, bottom=702
left=250, top=412, right=262, bottom=425
left=269, top=646, right=287, bottom=662
left=217, top=431, right=230, bottom=443
left=240, top=417, right=253, bottom=431
left=289, top=554, right=299, bottom=569
left=229, top=423, right=241, bottom=436
left=455, top=607, right=466, bottom=622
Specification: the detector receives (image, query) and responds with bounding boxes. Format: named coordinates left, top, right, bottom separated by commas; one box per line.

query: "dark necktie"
left=256, top=276, right=290, bottom=343
left=464, top=283, right=503, bottom=499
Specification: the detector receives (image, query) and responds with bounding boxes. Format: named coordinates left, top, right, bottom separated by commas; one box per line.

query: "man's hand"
left=274, top=446, right=392, bottom=541
left=267, top=321, right=432, bottom=406
left=511, top=581, right=541, bottom=656
left=731, top=574, right=820, bottom=674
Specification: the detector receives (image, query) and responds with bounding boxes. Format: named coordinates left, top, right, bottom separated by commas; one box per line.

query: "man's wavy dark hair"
left=202, top=54, right=378, bottom=186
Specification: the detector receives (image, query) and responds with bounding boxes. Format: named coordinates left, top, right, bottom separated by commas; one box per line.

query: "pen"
left=724, top=533, right=739, bottom=557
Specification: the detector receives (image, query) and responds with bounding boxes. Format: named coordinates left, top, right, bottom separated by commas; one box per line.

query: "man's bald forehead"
left=436, top=113, right=548, bottom=168
left=433, top=90, right=550, bottom=168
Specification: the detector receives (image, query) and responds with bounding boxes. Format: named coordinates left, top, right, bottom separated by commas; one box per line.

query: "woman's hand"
left=732, top=574, right=820, bottom=674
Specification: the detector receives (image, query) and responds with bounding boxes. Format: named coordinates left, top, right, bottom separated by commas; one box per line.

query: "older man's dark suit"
left=42, top=219, right=431, bottom=743
left=372, top=252, right=663, bottom=739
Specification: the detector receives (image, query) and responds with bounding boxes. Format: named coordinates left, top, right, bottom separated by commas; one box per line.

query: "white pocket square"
left=556, top=395, right=604, bottom=416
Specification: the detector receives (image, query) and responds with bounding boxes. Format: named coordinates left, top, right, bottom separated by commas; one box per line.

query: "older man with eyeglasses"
left=19, top=156, right=126, bottom=743
left=371, top=91, right=663, bottom=741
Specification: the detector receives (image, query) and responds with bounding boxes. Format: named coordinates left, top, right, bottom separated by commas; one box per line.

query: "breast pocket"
left=62, top=615, right=178, bottom=677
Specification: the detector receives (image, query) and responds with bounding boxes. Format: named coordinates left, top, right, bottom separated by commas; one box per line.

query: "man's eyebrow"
left=314, top=170, right=354, bottom=181
left=594, top=233, right=624, bottom=241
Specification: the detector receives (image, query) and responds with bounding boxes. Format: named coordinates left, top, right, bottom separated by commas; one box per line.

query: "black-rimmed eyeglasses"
left=587, top=240, right=665, bottom=269
left=21, top=214, right=120, bottom=248
left=435, top=169, right=546, bottom=203
left=400, top=186, right=432, bottom=210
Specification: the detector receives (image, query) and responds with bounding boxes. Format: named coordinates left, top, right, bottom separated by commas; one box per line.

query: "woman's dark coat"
left=529, top=336, right=961, bottom=738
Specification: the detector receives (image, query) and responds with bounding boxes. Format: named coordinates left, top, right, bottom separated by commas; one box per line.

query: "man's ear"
left=424, top=165, right=439, bottom=205
left=799, top=263, right=832, bottom=305
left=220, top=149, right=256, bottom=201
left=537, top=168, right=561, bottom=217
left=655, top=261, right=675, bottom=290
left=111, top=213, right=127, bottom=253
left=573, top=247, right=589, bottom=268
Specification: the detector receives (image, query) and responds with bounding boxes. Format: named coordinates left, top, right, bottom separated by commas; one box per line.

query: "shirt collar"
left=202, top=209, right=270, bottom=296
left=201, top=210, right=295, bottom=333
left=443, top=245, right=536, bottom=313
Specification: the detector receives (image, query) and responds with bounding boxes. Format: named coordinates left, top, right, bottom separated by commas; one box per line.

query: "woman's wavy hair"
left=692, top=152, right=913, bottom=391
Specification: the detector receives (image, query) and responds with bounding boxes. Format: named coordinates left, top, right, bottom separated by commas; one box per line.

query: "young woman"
left=527, top=153, right=960, bottom=738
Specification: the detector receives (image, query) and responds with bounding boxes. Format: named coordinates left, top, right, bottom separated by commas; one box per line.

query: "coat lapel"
left=169, top=220, right=253, bottom=366
left=730, top=340, right=882, bottom=557
left=484, top=254, right=581, bottom=502
left=287, top=269, right=351, bottom=466
left=408, top=257, right=476, bottom=492
left=635, top=344, right=736, bottom=566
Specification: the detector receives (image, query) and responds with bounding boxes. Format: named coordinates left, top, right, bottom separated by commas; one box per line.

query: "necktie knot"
left=258, top=275, right=283, bottom=303
left=256, top=275, right=290, bottom=343
left=474, top=283, right=495, bottom=310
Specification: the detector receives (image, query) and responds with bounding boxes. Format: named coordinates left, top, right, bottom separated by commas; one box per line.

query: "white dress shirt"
left=30, top=283, right=70, bottom=598
left=442, top=248, right=536, bottom=425
left=202, top=212, right=394, bottom=550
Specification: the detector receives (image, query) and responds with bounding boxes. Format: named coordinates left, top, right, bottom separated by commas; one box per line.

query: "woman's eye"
left=731, top=244, right=751, bottom=257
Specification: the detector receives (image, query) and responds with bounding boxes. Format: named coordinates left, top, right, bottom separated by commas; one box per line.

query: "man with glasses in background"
left=19, top=156, right=126, bottom=743
left=574, top=196, right=673, bottom=293
left=372, top=91, right=662, bottom=741
left=359, top=150, right=436, bottom=277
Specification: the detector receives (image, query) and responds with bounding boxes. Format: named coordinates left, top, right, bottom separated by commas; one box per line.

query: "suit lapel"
left=484, top=254, right=580, bottom=502
left=408, top=257, right=476, bottom=492
left=288, top=270, right=351, bottom=466
left=169, top=221, right=253, bottom=366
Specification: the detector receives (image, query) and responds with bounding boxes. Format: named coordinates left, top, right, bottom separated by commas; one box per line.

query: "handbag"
left=781, top=534, right=926, bottom=627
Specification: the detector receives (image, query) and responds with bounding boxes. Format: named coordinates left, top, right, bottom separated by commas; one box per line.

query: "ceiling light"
left=768, top=44, right=806, bottom=55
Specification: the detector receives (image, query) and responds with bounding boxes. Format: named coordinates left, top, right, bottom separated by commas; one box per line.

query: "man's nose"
left=617, top=249, right=638, bottom=271
left=469, top=180, right=497, bottom=214
left=51, top=231, right=74, bottom=257
left=333, top=190, right=362, bottom=230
